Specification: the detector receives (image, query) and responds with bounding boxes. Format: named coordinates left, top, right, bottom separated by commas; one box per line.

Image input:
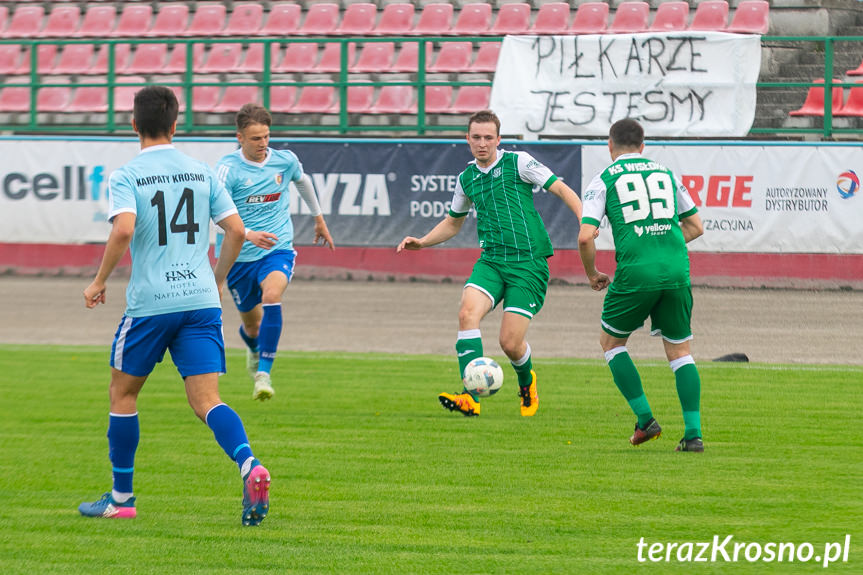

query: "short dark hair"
left=133, top=86, right=178, bottom=139
left=236, top=103, right=272, bottom=130
left=468, top=109, right=500, bottom=136
left=609, top=118, right=644, bottom=150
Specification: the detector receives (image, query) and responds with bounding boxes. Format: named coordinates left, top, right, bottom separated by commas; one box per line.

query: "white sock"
left=112, top=490, right=133, bottom=503
left=240, top=456, right=256, bottom=478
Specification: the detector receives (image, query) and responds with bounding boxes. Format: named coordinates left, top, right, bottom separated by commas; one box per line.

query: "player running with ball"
left=397, top=110, right=584, bottom=417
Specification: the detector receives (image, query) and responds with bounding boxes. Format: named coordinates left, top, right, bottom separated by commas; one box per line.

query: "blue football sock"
left=238, top=326, right=259, bottom=353
left=206, top=404, right=254, bottom=471
left=108, top=412, right=139, bottom=495
left=257, top=303, right=282, bottom=374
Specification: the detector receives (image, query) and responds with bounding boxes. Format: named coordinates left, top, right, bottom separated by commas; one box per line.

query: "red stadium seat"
left=450, top=85, right=490, bottom=113
left=424, top=85, right=453, bottom=113
left=469, top=42, right=500, bottom=73
left=297, top=4, right=340, bottom=36
left=114, top=5, right=153, bottom=38
left=200, top=43, right=243, bottom=74
left=114, top=76, right=147, bottom=112
left=451, top=4, right=491, bottom=36
left=0, top=7, right=7, bottom=37
left=293, top=86, right=337, bottom=114
left=569, top=2, right=608, bottom=34
left=16, top=44, right=58, bottom=75
left=346, top=86, right=375, bottom=113
left=530, top=3, right=570, bottom=35
left=151, top=5, right=189, bottom=37
left=370, top=85, right=414, bottom=114
left=51, top=43, right=96, bottom=75
left=409, top=4, right=453, bottom=36
left=274, top=42, right=318, bottom=73
left=191, top=82, right=222, bottom=112
left=90, top=43, right=131, bottom=75
left=39, top=6, right=80, bottom=38
left=726, top=0, right=769, bottom=35
left=236, top=43, right=279, bottom=73
left=37, top=86, right=71, bottom=112
left=258, top=3, right=301, bottom=37
left=317, top=42, right=355, bottom=73
left=67, top=86, right=108, bottom=113
left=3, top=5, right=45, bottom=38
left=213, top=80, right=260, bottom=113
left=487, top=3, right=530, bottom=36
left=650, top=1, right=689, bottom=32
left=848, top=58, right=863, bottom=77
left=351, top=42, right=395, bottom=73
left=393, top=41, right=426, bottom=73
left=788, top=79, right=843, bottom=117
left=222, top=3, right=263, bottom=36
left=372, top=4, right=414, bottom=36
left=0, top=45, right=22, bottom=75
left=74, top=6, right=116, bottom=38
left=122, top=43, right=167, bottom=75
left=428, top=42, right=472, bottom=73
left=334, top=3, right=377, bottom=36
left=608, top=2, right=649, bottom=34
left=0, top=83, right=30, bottom=112
left=835, top=83, right=863, bottom=117
left=184, top=4, right=226, bottom=37
left=689, top=1, right=728, bottom=32
left=163, top=43, right=206, bottom=74
left=269, top=85, right=297, bottom=113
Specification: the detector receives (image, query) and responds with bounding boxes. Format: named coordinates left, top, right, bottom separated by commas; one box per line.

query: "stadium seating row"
left=0, top=81, right=492, bottom=115
left=0, top=41, right=500, bottom=75
left=0, top=1, right=770, bottom=39
left=789, top=80, right=863, bottom=117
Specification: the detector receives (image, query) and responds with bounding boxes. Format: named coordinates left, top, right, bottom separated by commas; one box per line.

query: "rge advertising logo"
left=2, top=165, right=106, bottom=201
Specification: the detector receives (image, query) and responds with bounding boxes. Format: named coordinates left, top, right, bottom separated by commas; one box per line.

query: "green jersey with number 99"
left=581, top=153, right=698, bottom=293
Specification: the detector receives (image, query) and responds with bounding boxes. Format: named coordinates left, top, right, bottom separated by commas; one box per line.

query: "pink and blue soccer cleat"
left=78, top=493, right=137, bottom=518
left=242, top=463, right=271, bottom=526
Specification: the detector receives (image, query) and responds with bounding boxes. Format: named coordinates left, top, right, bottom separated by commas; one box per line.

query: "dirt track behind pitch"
left=1, top=277, right=861, bottom=365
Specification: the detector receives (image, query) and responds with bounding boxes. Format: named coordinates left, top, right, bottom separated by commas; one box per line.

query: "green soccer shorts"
left=601, top=285, right=694, bottom=343
left=464, top=257, right=550, bottom=319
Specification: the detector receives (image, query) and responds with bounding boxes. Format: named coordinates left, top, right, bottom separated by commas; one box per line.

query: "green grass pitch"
left=0, top=345, right=860, bottom=574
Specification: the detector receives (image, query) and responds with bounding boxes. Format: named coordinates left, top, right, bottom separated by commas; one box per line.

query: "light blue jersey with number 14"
left=107, top=144, right=238, bottom=318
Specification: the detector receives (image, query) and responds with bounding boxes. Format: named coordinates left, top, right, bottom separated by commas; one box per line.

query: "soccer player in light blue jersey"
left=216, top=103, right=335, bottom=401
left=79, top=86, right=271, bottom=525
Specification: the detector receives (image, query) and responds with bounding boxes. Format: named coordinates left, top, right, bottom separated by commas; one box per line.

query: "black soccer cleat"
left=629, top=418, right=662, bottom=446
left=675, top=437, right=704, bottom=452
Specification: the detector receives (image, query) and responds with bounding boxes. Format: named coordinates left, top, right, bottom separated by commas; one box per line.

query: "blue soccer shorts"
left=110, top=308, right=226, bottom=378
left=226, top=249, right=296, bottom=312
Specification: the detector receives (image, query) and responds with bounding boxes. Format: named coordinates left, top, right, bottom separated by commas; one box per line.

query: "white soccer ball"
left=462, top=357, right=504, bottom=397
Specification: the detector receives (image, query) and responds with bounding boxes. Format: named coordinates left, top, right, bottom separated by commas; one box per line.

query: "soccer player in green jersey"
left=578, top=118, right=705, bottom=452
left=397, top=110, right=584, bottom=417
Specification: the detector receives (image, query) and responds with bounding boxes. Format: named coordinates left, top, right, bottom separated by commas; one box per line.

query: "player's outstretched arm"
left=547, top=179, right=584, bottom=222
left=680, top=212, right=704, bottom=243
left=214, top=214, right=245, bottom=290
left=84, top=212, right=135, bottom=308
left=578, top=222, right=610, bottom=291
left=397, top=214, right=465, bottom=252
left=313, top=215, right=335, bottom=251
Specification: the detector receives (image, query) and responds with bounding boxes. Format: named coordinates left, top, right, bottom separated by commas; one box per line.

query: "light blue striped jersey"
left=107, top=144, right=238, bottom=317
left=215, top=148, right=304, bottom=262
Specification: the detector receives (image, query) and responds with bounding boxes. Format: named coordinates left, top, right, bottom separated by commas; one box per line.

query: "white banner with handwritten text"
left=491, top=32, right=761, bottom=139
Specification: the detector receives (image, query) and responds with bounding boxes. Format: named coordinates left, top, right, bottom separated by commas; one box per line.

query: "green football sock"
left=511, top=343, right=534, bottom=388
left=673, top=361, right=702, bottom=440
left=456, top=330, right=483, bottom=400
left=607, top=348, right=653, bottom=428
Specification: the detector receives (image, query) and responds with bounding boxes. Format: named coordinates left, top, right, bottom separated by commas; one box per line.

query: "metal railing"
left=1, top=35, right=862, bottom=138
